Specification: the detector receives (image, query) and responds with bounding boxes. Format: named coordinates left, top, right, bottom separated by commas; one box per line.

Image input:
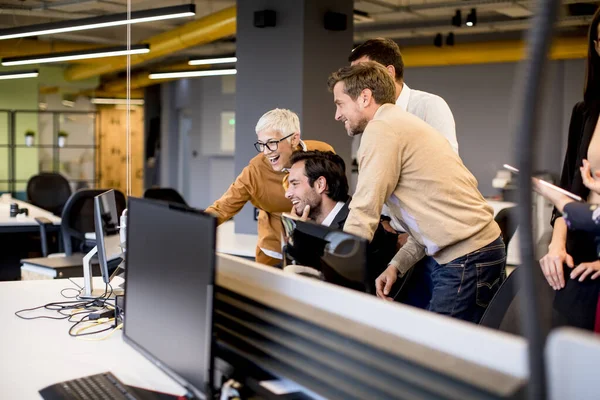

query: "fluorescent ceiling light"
left=91, top=98, right=145, bottom=105
left=1, top=45, right=150, bottom=66
left=188, top=56, right=237, bottom=66
left=0, top=4, right=196, bottom=41
left=0, top=69, right=39, bottom=80
left=149, top=69, right=237, bottom=79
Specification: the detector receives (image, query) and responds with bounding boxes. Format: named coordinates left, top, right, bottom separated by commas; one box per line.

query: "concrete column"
left=235, top=0, right=354, bottom=234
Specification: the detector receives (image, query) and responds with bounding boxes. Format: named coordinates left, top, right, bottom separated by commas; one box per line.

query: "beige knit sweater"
left=344, top=104, right=500, bottom=275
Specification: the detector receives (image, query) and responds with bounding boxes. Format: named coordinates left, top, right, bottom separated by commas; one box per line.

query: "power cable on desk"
left=14, top=283, right=117, bottom=341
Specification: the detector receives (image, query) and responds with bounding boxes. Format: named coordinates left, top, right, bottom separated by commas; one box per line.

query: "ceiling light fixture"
left=0, top=4, right=196, bottom=41
left=451, top=10, right=461, bottom=27
left=149, top=69, right=237, bottom=80
left=188, top=56, right=237, bottom=66
left=446, top=32, right=455, bottom=46
left=434, top=33, right=443, bottom=48
left=0, top=69, right=39, bottom=80
left=91, top=98, right=145, bottom=105
left=353, top=9, right=374, bottom=24
left=1, top=45, right=150, bottom=66
left=466, top=9, right=477, bottom=27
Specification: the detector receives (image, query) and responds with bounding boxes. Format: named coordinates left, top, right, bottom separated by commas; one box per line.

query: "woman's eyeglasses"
left=254, top=133, right=295, bottom=152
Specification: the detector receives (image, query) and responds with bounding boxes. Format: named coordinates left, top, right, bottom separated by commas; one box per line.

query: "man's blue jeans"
left=427, top=236, right=506, bottom=324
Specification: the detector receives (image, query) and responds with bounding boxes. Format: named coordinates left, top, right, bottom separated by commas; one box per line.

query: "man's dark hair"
left=348, top=38, right=404, bottom=82
left=290, top=150, right=349, bottom=202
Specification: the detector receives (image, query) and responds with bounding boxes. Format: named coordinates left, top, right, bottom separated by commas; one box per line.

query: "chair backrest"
left=479, top=266, right=555, bottom=337
left=61, top=189, right=126, bottom=255
left=144, top=187, right=188, bottom=206
left=26, top=173, right=72, bottom=216
left=495, top=206, right=518, bottom=248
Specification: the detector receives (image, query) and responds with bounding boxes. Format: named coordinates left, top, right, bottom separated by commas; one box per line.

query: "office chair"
left=144, top=187, right=188, bottom=206
left=479, top=266, right=554, bottom=337
left=60, top=189, right=126, bottom=256
left=26, top=173, right=72, bottom=216
left=494, top=206, right=518, bottom=248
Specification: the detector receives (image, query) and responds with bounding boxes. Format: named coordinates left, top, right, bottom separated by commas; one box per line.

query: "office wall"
left=159, top=76, right=236, bottom=209
left=403, top=59, right=585, bottom=197
left=0, top=77, right=38, bottom=192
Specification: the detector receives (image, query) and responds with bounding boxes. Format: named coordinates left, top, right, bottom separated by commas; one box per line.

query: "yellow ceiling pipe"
left=401, top=36, right=586, bottom=68
left=65, top=6, right=236, bottom=81
left=1, top=39, right=101, bottom=58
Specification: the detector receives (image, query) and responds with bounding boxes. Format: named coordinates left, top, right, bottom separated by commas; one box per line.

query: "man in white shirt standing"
left=349, top=38, right=459, bottom=308
left=349, top=37, right=458, bottom=154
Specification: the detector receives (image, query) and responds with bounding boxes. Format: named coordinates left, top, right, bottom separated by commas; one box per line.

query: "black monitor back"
left=282, top=214, right=368, bottom=292
left=123, top=197, right=217, bottom=398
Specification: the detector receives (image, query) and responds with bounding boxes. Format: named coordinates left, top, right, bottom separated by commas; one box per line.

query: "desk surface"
left=0, top=278, right=185, bottom=399
left=0, top=196, right=61, bottom=227
left=217, top=220, right=257, bottom=258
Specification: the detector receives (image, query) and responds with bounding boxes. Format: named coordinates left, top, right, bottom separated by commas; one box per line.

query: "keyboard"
left=39, top=372, right=141, bottom=400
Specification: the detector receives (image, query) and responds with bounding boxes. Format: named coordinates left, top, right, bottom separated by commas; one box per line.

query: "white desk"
left=0, top=278, right=185, bottom=399
left=0, top=195, right=61, bottom=233
left=217, top=220, right=257, bottom=258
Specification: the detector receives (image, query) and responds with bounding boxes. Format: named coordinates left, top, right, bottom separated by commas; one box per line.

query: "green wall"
left=0, top=69, right=38, bottom=192
left=0, top=65, right=99, bottom=193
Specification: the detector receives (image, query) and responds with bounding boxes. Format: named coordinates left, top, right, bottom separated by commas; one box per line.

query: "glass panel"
left=0, top=148, right=8, bottom=181
left=58, top=112, right=96, bottom=147
left=14, top=111, right=38, bottom=146
left=0, top=111, right=8, bottom=145
left=58, top=148, right=96, bottom=192
left=38, top=112, right=55, bottom=147
left=14, top=147, right=39, bottom=193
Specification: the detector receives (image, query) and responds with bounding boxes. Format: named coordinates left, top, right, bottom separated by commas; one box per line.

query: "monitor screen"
left=123, top=197, right=217, bottom=399
left=94, top=189, right=123, bottom=283
left=281, top=213, right=368, bottom=292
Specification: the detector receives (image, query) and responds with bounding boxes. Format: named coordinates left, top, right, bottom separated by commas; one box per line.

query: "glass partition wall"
left=0, top=110, right=97, bottom=197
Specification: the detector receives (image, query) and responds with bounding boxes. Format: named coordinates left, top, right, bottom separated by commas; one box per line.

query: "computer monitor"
left=281, top=213, right=368, bottom=292
left=94, top=189, right=124, bottom=283
left=123, top=197, right=217, bottom=399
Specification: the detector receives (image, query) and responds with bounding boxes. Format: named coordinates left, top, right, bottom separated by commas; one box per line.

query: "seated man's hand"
left=291, top=205, right=310, bottom=221
left=375, top=264, right=399, bottom=301
left=381, top=220, right=396, bottom=234
left=397, top=233, right=409, bottom=249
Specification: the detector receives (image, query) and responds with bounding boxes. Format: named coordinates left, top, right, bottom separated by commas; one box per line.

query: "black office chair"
left=144, top=187, right=188, bottom=206
left=494, top=206, right=518, bottom=248
left=60, top=189, right=127, bottom=256
left=27, top=172, right=72, bottom=216
left=479, top=266, right=555, bottom=337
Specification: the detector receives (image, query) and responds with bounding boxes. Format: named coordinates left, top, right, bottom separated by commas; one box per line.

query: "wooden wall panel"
left=96, top=106, right=144, bottom=197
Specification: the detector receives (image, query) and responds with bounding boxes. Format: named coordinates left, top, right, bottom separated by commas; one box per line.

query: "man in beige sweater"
left=328, top=62, right=504, bottom=323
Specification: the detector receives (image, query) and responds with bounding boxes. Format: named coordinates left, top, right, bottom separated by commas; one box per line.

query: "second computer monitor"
left=94, top=189, right=124, bottom=284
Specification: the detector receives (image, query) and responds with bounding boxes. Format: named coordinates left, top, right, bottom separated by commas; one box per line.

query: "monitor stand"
left=80, top=246, right=125, bottom=300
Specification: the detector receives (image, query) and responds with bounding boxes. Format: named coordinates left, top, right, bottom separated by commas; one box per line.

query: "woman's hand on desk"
left=581, top=159, right=600, bottom=194
left=570, top=260, right=600, bottom=282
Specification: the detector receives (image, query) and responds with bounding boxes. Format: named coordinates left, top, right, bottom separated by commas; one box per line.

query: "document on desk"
left=260, top=379, right=305, bottom=395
